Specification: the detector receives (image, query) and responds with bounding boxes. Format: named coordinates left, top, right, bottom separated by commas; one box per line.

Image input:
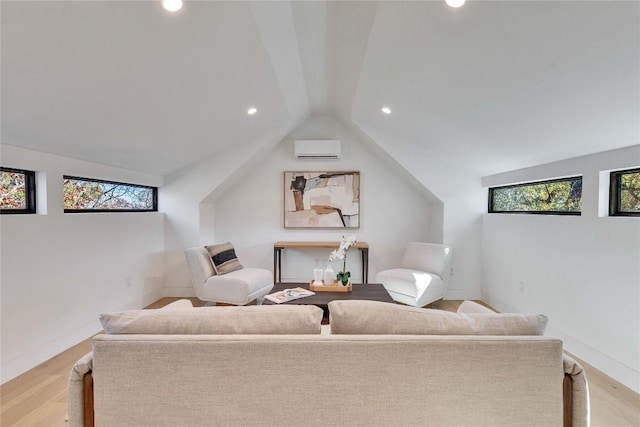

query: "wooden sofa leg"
left=83, top=372, right=95, bottom=427
left=563, top=373, right=572, bottom=427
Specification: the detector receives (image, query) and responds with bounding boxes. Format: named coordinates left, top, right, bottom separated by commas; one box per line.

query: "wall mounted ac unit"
left=294, top=140, right=341, bottom=160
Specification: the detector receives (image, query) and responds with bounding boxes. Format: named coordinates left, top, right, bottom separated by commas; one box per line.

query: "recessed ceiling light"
left=162, top=0, right=182, bottom=12
left=381, top=107, right=392, bottom=114
left=446, top=0, right=465, bottom=8
left=247, top=107, right=257, bottom=115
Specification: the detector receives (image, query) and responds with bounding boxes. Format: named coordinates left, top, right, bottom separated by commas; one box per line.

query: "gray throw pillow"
left=328, top=300, right=547, bottom=336
left=101, top=305, right=323, bottom=335
left=205, top=242, right=243, bottom=275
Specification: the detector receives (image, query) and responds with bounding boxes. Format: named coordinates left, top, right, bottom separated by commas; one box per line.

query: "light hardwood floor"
left=1, top=298, right=638, bottom=426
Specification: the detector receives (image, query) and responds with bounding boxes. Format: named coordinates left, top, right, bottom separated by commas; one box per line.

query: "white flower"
left=329, top=249, right=342, bottom=261
left=344, top=235, right=357, bottom=249
left=328, top=235, right=357, bottom=262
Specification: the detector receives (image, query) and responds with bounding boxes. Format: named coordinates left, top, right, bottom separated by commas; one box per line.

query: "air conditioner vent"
left=294, top=140, right=341, bottom=160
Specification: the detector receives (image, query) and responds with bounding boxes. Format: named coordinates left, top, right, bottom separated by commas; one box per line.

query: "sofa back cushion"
left=329, top=300, right=547, bottom=335
left=457, top=300, right=496, bottom=314
left=160, top=299, right=194, bottom=310
left=184, top=247, right=216, bottom=294
left=100, top=305, right=323, bottom=335
left=400, top=242, right=452, bottom=278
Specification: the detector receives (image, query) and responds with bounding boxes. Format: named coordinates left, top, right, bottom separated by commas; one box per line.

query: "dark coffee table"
left=263, top=283, right=394, bottom=320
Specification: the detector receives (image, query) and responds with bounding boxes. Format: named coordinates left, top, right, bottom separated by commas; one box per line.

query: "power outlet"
left=518, top=280, right=525, bottom=293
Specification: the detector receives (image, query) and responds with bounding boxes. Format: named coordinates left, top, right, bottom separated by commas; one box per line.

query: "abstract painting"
left=284, top=171, right=360, bottom=229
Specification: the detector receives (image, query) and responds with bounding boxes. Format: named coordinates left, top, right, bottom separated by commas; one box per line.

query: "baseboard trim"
left=444, top=288, right=481, bottom=300
left=163, top=287, right=196, bottom=297
left=1, top=289, right=163, bottom=384
left=546, top=325, right=640, bottom=394
left=1, top=320, right=102, bottom=384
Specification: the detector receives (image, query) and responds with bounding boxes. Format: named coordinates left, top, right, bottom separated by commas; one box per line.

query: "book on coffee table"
left=265, top=287, right=315, bottom=304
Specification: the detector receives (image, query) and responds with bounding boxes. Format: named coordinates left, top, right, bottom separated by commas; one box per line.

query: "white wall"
left=160, top=115, right=440, bottom=295
left=0, top=145, right=164, bottom=383
left=210, top=116, right=440, bottom=283
left=482, top=145, right=640, bottom=393
left=352, top=122, right=485, bottom=300
left=160, top=129, right=293, bottom=296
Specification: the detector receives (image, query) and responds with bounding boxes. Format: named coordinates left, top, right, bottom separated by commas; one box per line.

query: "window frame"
left=63, top=175, right=158, bottom=213
left=0, top=167, right=37, bottom=215
left=488, top=176, right=583, bottom=216
left=609, top=167, right=640, bottom=217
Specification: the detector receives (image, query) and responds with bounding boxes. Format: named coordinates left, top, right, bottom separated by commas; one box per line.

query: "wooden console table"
left=273, top=241, right=369, bottom=284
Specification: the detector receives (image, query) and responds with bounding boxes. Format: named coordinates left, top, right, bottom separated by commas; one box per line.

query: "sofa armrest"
left=68, top=351, right=94, bottom=427
left=563, top=354, right=590, bottom=427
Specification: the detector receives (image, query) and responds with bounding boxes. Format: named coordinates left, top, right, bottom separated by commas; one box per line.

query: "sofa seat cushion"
left=100, top=305, right=323, bottom=335
left=375, top=268, right=443, bottom=298
left=329, top=300, right=548, bottom=336
left=201, top=267, right=273, bottom=305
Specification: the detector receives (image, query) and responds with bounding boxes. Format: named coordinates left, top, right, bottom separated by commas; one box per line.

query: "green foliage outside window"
left=610, top=168, right=640, bottom=216
left=489, top=177, right=582, bottom=214
left=1, top=168, right=36, bottom=213
left=63, top=176, right=157, bottom=212
left=1, top=170, right=26, bottom=209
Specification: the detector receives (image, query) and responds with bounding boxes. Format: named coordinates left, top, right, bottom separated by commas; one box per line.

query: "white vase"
left=313, top=269, right=324, bottom=286
left=323, top=264, right=334, bottom=285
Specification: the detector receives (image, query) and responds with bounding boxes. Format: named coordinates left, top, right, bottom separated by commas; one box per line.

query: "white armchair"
left=184, top=246, right=273, bottom=305
left=375, top=242, right=453, bottom=307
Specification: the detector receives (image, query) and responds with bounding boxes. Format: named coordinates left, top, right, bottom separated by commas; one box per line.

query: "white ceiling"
left=2, top=0, right=638, bottom=177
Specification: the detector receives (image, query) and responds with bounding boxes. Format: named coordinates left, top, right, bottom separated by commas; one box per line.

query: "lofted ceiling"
left=1, top=0, right=638, bottom=178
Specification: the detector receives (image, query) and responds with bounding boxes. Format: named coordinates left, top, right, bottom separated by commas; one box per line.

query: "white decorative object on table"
left=264, top=287, right=315, bottom=304
left=329, top=235, right=357, bottom=286
left=323, top=263, right=334, bottom=285
left=313, top=269, right=324, bottom=286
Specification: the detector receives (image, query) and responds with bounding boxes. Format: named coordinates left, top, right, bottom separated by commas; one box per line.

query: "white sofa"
left=184, top=246, right=273, bottom=305
left=376, top=242, right=453, bottom=307
left=68, top=300, right=589, bottom=427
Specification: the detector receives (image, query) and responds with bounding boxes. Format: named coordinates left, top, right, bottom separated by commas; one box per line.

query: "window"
left=0, top=167, right=36, bottom=214
left=63, top=176, right=157, bottom=212
left=610, top=167, right=640, bottom=217
left=489, top=176, right=582, bottom=215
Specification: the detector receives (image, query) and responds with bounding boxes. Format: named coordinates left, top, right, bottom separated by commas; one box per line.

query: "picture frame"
left=284, top=171, right=360, bottom=229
